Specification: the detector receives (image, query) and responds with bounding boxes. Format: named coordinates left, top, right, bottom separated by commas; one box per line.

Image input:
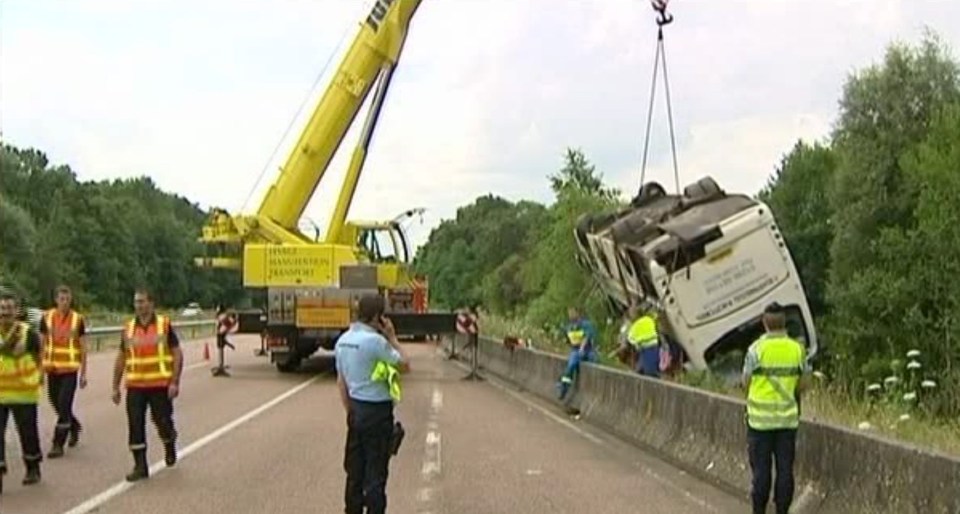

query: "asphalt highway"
left=0, top=334, right=747, bottom=514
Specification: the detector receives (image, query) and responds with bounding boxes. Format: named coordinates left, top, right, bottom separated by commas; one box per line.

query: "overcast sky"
left=2, top=0, right=958, bottom=252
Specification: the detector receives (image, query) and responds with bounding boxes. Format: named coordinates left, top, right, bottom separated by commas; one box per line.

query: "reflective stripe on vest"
left=371, top=361, right=402, bottom=402
left=628, top=315, right=658, bottom=348
left=123, top=315, right=173, bottom=388
left=42, top=309, right=82, bottom=373
left=0, top=322, right=41, bottom=404
left=746, top=335, right=804, bottom=430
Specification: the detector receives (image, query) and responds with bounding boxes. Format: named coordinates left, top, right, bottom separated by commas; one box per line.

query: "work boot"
left=47, top=444, right=65, bottom=459
left=125, top=450, right=149, bottom=482
left=164, top=441, right=177, bottom=467
left=22, top=461, right=41, bottom=486
left=68, top=424, right=82, bottom=447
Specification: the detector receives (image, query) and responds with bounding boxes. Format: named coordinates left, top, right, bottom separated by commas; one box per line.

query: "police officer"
left=111, top=287, right=183, bottom=482
left=40, top=285, right=88, bottom=457
left=741, top=302, right=810, bottom=514
left=0, top=291, right=43, bottom=494
left=335, top=294, right=410, bottom=514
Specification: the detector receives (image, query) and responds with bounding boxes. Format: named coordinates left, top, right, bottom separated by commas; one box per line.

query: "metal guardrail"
left=85, top=319, right=217, bottom=352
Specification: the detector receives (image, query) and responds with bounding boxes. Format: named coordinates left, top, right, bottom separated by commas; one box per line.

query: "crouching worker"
left=556, top=307, right=597, bottom=400
left=629, top=303, right=661, bottom=378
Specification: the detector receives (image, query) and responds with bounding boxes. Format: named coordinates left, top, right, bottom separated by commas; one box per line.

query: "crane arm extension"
left=325, top=60, right=401, bottom=243
left=256, top=0, right=422, bottom=232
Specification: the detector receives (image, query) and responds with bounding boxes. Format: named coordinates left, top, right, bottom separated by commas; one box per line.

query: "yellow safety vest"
left=371, top=361, right=402, bottom=402
left=746, top=335, right=805, bottom=430
left=0, top=322, right=41, bottom=404
left=42, top=308, right=83, bottom=373
left=628, top=315, right=659, bottom=349
left=567, top=328, right=586, bottom=347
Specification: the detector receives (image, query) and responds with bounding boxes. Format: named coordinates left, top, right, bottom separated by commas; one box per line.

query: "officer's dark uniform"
left=334, top=296, right=405, bottom=514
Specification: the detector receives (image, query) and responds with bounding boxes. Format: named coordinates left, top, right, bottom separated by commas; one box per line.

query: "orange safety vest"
left=123, top=315, right=174, bottom=389
left=0, top=321, right=41, bottom=404
left=412, top=278, right=428, bottom=313
left=42, top=308, right=83, bottom=374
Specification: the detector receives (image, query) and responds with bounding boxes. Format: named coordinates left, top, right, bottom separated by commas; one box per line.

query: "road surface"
left=0, top=334, right=748, bottom=513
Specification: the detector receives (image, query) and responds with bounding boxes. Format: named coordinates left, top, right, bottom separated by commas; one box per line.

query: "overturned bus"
left=574, top=176, right=818, bottom=372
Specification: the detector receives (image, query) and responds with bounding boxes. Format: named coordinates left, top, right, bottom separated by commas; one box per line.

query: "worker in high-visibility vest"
left=556, top=306, right=598, bottom=400
left=111, top=287, right=183, bottom=482
left=628, top=302, right=660, bottom=377
left=40, top=285, right=88, bottom=458
left=741, top=302, right=810, bottom=514
left=0, top=291, right=44, bottom=494
left=212, top=305, right=236, bottom=377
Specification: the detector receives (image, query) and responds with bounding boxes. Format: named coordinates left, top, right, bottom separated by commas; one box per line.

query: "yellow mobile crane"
left=196, top=0, right=445, bottom=372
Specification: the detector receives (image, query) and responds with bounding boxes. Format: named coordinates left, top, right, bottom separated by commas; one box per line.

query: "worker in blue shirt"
left=335, top=294, right=410, bottom=514
left=556, top=307, right=598, bottom=400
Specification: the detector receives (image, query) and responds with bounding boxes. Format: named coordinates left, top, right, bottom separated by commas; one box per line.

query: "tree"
left=758, top=140, right=836, bottom=316
left=828, top=32, right=959, bottom=283
left=0, top=142, right=246, bottom=311
left=820, top=33, right=960, bottom=407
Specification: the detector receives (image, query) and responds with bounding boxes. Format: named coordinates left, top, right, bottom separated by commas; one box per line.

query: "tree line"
left=0, top=144, right=245, bottom=313
left=414, top=33, right=960, bottom=415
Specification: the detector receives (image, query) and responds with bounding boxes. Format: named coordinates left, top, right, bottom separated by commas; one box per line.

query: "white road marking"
left=421, top=431, right=442, bottom=477
left=416, top=487, right=434, bottom=502
left=62, top=375, right=321, bottom=514
left=3, top=360, right=219, bottom=460
left=418, top=386, right=443, bottom=510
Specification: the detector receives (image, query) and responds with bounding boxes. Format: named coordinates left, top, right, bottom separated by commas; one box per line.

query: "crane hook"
left=650, top=0, right=674, bottom=26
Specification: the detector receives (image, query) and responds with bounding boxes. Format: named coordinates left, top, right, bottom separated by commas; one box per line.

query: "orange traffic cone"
left=203, top=342, right=210, bottom=361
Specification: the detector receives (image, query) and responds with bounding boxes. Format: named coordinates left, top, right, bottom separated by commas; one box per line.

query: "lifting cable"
left=638, top=0, right=682, bottom=195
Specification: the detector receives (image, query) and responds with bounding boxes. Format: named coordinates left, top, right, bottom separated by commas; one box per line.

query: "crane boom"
left=258, top=0, right=421, bottom=233
left=325, top=61, right=400, bottom=244
left=199, top=0, right=422, bottom=250
left=195, top=0, right=438, bottom=374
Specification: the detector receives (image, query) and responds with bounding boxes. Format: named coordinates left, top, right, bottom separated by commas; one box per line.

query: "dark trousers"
left=216, top=333, right=235, bottom=350
left=0, top=404, right=42, bottom=472
left=47, top=372, right=81, bottom=444
left=344, top=399, right=394, bottom=514
left=126, top=387, right=177, bottom=451
left=748, top=427, right=797, bottom=514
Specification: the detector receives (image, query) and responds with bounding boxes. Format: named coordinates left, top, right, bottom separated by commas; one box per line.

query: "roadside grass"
left=480, top=313, right=960, bottom=458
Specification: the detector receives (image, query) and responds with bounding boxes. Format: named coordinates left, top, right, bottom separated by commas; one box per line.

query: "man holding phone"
left=335, top=294, right=410, bottom=514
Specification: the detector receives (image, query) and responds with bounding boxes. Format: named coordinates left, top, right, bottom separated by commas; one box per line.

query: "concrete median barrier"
left=471, top=336, right=960, bottom=514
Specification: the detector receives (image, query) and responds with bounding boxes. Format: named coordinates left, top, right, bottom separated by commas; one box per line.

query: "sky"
left=2, top=0, right=959, bottom=253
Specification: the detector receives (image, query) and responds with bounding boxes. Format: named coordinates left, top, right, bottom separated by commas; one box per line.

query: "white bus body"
left=574, top=177, right=817, bottom=371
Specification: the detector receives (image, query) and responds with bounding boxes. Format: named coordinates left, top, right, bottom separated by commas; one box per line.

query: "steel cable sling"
left=639, top=0, right=682, bottom=195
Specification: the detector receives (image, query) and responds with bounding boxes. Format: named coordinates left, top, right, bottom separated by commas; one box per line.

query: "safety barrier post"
left=456, top=311, right=482, bottom=381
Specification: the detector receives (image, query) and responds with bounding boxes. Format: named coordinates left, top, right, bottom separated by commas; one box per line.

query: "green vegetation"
left=0, top=143, right=245, bottom=311
left=417, top=33, right=960, bottom=453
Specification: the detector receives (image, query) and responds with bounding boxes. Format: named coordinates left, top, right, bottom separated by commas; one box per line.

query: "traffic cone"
left=203, top=343, right=210, bottom=361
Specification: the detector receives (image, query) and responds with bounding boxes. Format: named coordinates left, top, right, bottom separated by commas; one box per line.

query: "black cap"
left=764, top=302, right=785, bottom=314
